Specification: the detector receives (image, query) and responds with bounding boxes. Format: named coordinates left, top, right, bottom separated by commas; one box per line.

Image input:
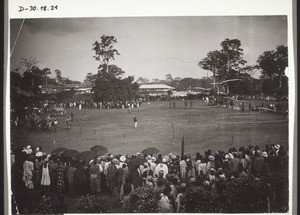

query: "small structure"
left=139, top=84, right=174, bottom=97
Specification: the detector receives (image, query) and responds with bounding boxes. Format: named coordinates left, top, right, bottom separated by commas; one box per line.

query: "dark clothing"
left=74, top=165, right=88, bottom=195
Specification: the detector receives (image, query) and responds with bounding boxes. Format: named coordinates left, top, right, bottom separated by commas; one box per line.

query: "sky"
left=10, top=16, right=287, bottom=82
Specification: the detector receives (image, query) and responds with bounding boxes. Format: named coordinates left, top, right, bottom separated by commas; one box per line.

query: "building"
left=139, top=84, right=174, bottom=97
left=39, top=83, right=92, bottom=94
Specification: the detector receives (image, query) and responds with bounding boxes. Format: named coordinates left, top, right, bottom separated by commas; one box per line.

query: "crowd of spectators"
left=11, top=142, right=288, bottom=213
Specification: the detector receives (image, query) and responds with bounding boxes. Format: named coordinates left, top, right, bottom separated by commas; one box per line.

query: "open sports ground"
left=14, top=100, right=289, bottom=156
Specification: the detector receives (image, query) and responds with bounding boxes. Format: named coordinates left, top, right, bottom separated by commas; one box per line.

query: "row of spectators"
left=12, top=142, right=288, bottom=213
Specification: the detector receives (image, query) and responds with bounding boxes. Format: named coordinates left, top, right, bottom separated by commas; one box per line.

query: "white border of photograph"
left=5, top=0, right=296, bottom=215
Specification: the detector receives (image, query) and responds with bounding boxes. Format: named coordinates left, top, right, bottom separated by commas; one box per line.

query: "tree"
left=165, top=74, right=173, bottom=85
left=19, top=56, right=39, bottom=73
left=55, top=69, right=63, bottom=84
left=136, top=77, right=150, bottom=85
left=241, top=65, right=260, bottom=95
left=91, top=35, right=138, bottom=102
left=198, top=38, right=247, bottom=94
left=198, top=50, right=223, bottom=91
left=42, top=68, right=51, bottom=85
left=257, top=45, right=288, bottom=95
left=84, top=72, right=97, bottom=86
left=92, top=35, right=120, bottom=75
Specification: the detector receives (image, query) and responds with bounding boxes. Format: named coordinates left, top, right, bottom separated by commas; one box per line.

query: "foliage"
left=257, top=45, right=288, bottom=90
left=223, top=176, right=272, bottom=213
left=55, top=89, right=76, bottom=102
left=129, top=186, right=160, bottom=213
left=76, top=194, right=108, bottom=213
left=183, top=176, right=273, bottom=213
left=92, top=35, right=120, bottom=72
left=22, top=194, right=63, bottom=214
left=183, top=186, right=216, bottom=213
left=92, top=35, right=139, bottom=102
left=198, top=39, right=246, bottom=83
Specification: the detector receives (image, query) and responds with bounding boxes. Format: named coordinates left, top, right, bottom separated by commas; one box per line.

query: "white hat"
left=120, top=156, right=126, bottom=162
left=35, top=151, right=43, bottom=157
left=274, top=144, right=280, bottom=150
left=261, top=151, right=268, bottom=158
left=208, top=155, right=215, bottom=161
left=162, top=158, right=167, bottom=163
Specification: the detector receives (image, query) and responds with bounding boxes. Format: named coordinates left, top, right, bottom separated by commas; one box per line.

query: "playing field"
left=13, top=100, right=289, bottom=156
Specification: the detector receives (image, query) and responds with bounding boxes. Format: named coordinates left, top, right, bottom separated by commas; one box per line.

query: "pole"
left=172, top=122, right=175, bottom=145
left=181, top=134, right=185, bottom=159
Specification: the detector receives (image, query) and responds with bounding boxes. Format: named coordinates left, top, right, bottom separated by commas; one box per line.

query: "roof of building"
left=139, top=84, right=174, bottom=89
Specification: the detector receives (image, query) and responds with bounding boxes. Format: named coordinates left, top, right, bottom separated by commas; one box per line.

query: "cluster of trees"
left=10, top=57, right=81, bottom=108
left=198, top=38, right=288, bottom=97
left=91, top=35, right=139, bottom=102
left=133, top=39, right=287, bottom=98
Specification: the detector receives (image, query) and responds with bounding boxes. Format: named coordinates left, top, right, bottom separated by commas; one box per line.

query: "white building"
left=139, top=84, right=174, bottom=96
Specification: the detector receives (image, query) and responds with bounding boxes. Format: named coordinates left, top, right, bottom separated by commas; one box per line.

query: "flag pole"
left=181, top=134, right=185, bottom=160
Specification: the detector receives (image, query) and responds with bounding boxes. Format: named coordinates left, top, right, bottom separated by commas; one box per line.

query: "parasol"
left=90, top=145, right=108, bottom=156
left=62, top=149, right=80, bottom=158
left=141, top=147, right=160, bottom=155
left=77, top=150, right=96, bottom=162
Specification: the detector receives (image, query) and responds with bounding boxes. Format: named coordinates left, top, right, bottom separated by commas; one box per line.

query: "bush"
left=22, top=194, right=63, bottom=214
left=129, top=186, right=160, bottom=213
left=224, top=176, right=272, bottom=213
left=183, top=186, right=216, bottom=213
left=76, top=194, right=108, bottom=213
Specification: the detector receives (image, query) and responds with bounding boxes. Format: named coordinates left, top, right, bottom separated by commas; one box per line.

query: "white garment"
left=198, top=163, right=207, bottom=174
left=41, top=163, right=51, bottom=186
left=154, top=163, right=168, bottom=178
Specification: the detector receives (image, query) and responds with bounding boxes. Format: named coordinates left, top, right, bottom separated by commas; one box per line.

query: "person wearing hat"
left=228, top=152, right=240, bottom=173
left=89, top=159, right=102, bottom=193
left=73, top=160, right=89, bottom=195
left=251, top=148, right=265, bottom=177
left=154, top=159, right=169, bottom=178
left=107, top=158, right=118, bottom=195
left=118, top=155, right=126, bottom=169
left=22, top=145, right=33, bottom=155
left=131, top=115, right=138, bottom=128
left=207, top=155, right=215, bottom=173
left=149, top=157, right=157, bottom=172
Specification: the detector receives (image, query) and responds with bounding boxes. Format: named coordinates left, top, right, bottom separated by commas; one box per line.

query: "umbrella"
left=62, top=149, right=80, bottom=158
left=51, top=147, right=69, bottom=154
left=141, top=147, right=160, bottom=155
left=77, top=151, right=96, bottom=162
left=90, top=145, right=108, bottom=156
left=127, top=157, right=145, bottom=170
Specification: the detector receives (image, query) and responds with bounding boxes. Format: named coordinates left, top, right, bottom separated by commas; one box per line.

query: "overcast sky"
left=10, top=16, right=287, bottom=82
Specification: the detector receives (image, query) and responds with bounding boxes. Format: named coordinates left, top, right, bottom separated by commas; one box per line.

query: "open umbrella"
left=127, top=157, right=145, bottom=170
left=77, top=151, right=96, bottom=162
left=62, top=149, right=80, bottom=158
left=141, top=147, right=160, bottom=155
left=90, top=145, right=108, bottom=156
left=51, top=147, right=69, bottom=154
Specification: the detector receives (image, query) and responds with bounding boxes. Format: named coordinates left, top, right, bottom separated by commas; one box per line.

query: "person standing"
left=22, top=155, right=34, bottom=189
left=89, top=159, right=101, bottom=193
left=66, top=161, right=77, bottom=196
left=132, top=115, right=138, bottom=128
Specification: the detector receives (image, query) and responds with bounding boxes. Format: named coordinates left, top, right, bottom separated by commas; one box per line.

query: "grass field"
left=12, top=100, right=289, bottom=156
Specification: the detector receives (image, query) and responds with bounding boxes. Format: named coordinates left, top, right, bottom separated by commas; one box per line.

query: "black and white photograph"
left=7, top=5, right=295, bottom=214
